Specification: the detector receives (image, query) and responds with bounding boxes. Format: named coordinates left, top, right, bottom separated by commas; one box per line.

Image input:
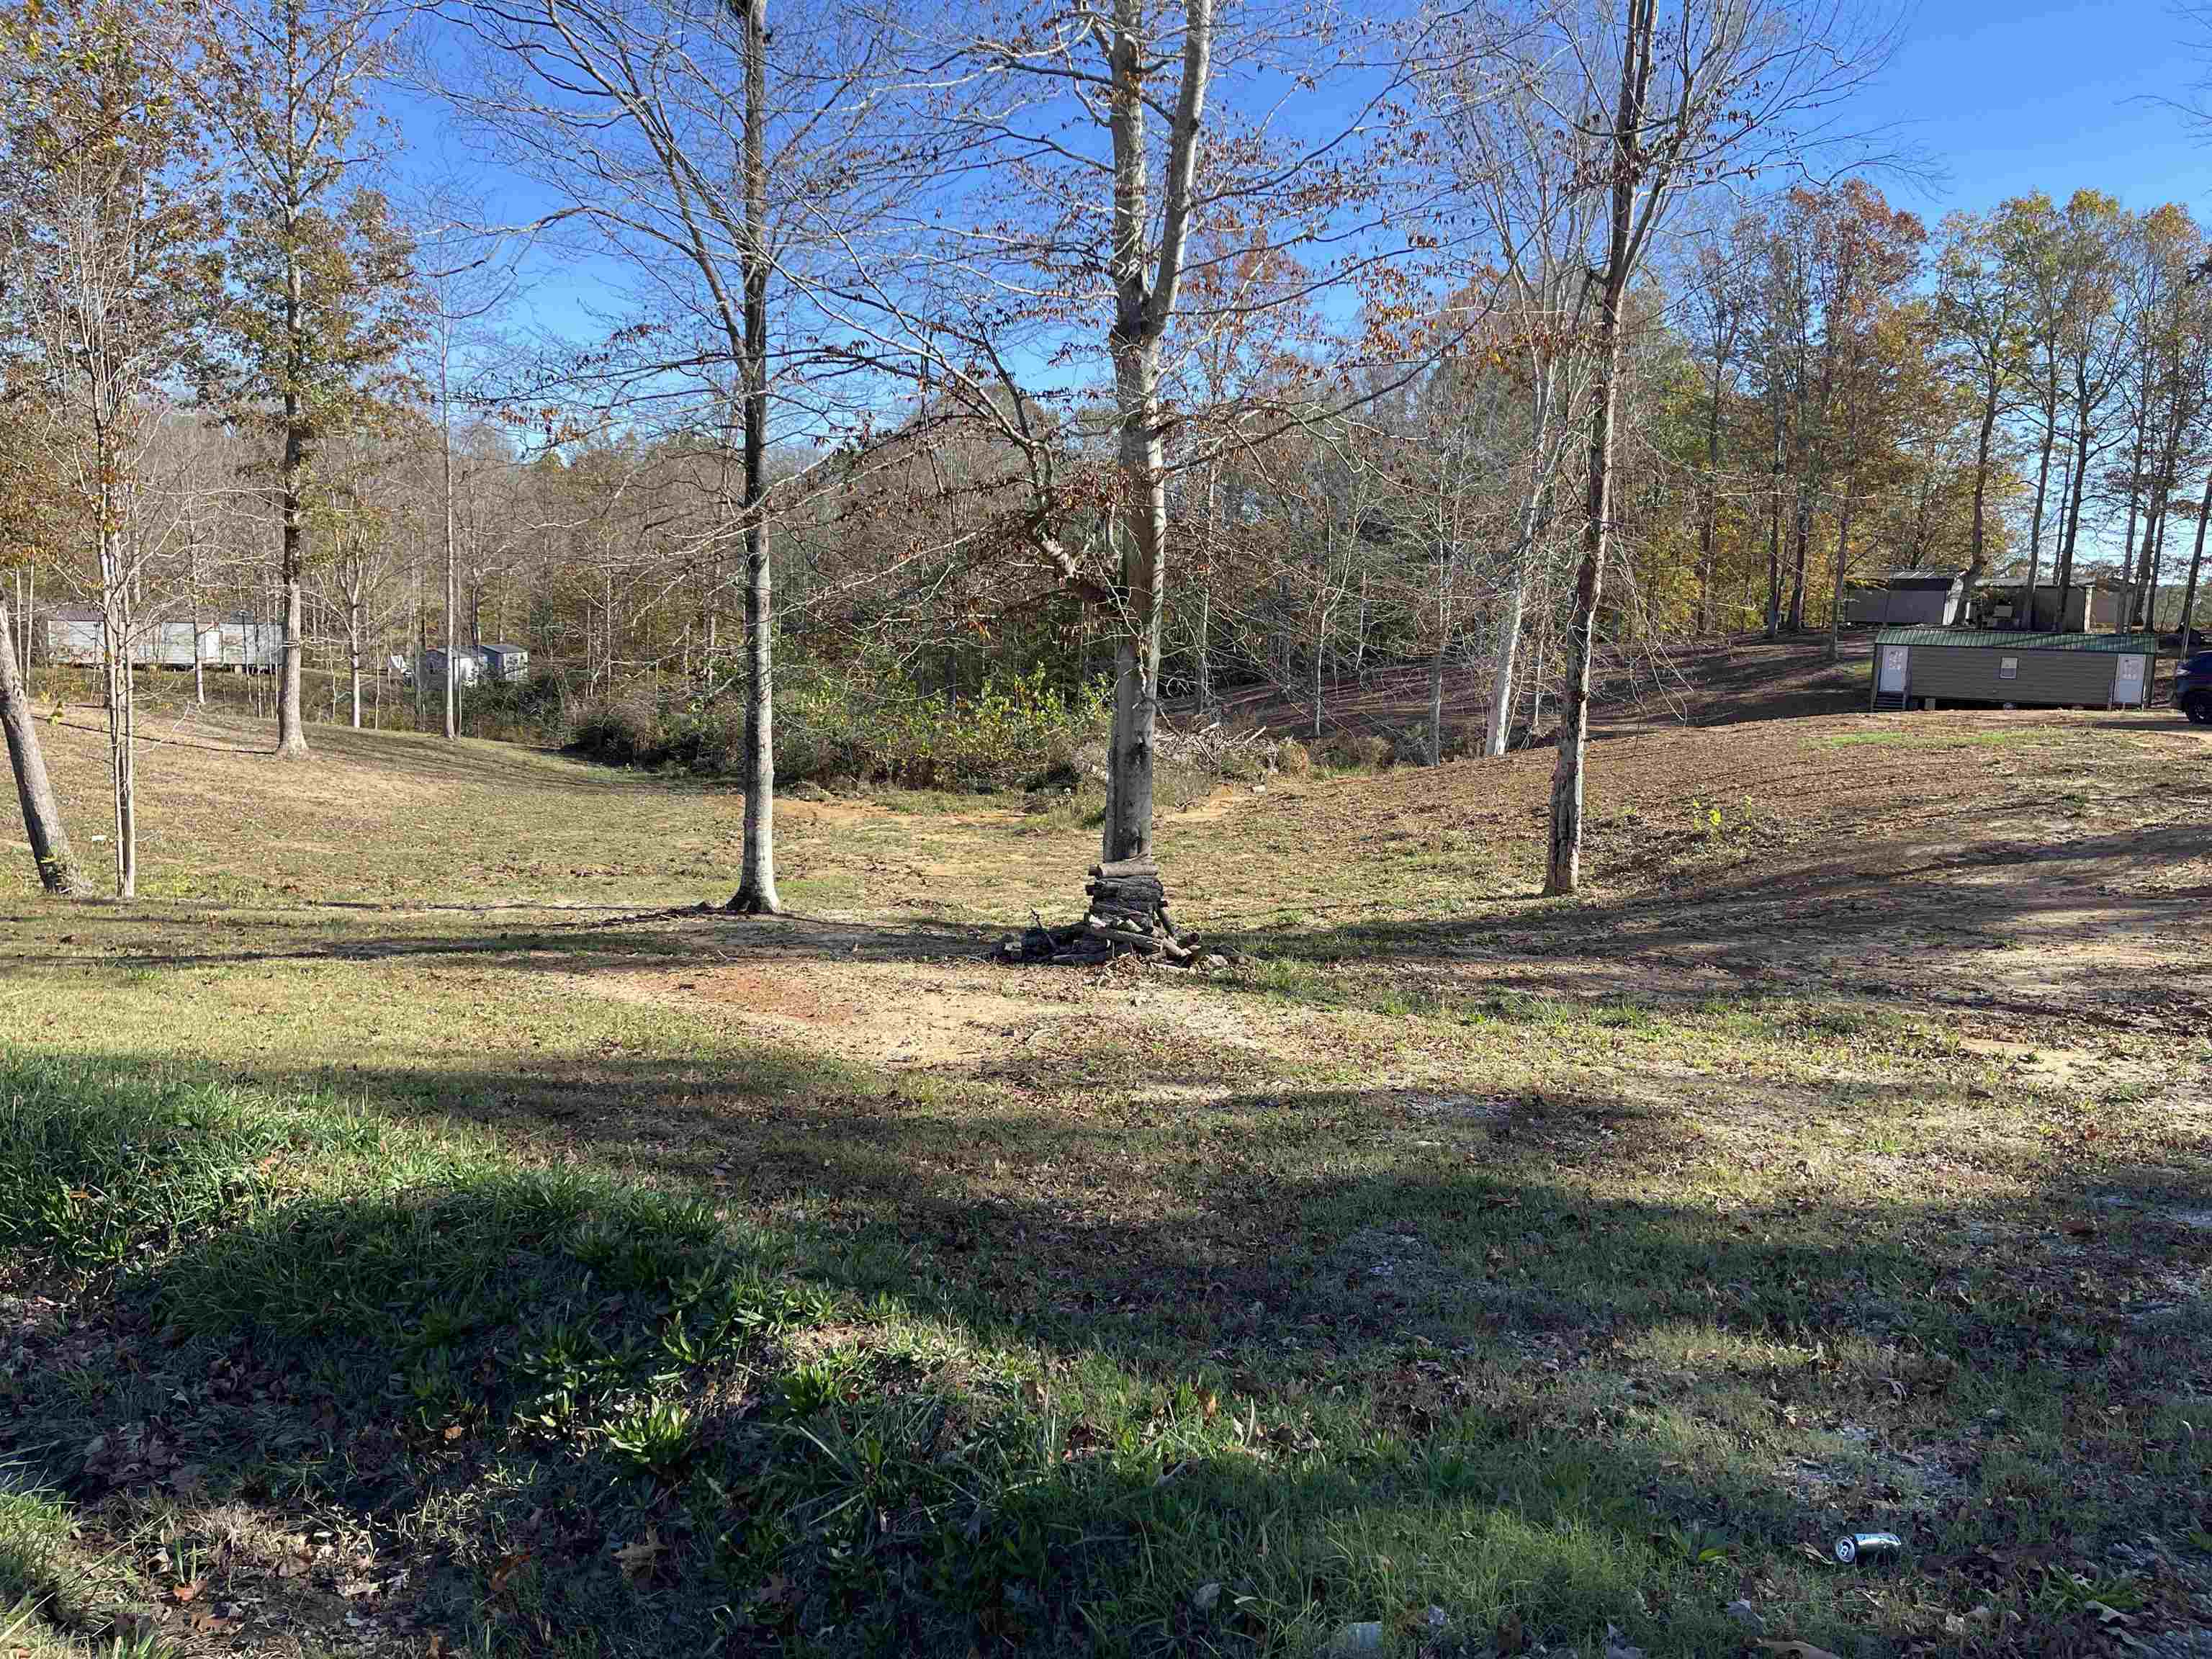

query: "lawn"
left=1, top=698, right=2208, bottom=1658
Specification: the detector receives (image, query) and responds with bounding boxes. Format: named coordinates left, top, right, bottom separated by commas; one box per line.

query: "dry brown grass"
left=2, top=691, right=2210, bottom=1658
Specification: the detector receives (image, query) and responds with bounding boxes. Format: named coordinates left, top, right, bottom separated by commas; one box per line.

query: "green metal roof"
left=1874, top=627, right=2159, bottom=654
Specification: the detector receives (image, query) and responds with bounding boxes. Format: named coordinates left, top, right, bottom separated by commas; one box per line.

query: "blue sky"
left=1856, top=0, right=2207, bottom=219
left=420, top=0, right=2212, bottom=354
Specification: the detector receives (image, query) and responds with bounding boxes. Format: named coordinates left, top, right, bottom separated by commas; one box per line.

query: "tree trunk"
left=2117, top=416, right=2147, bottom=624
left=2180, top=470, right=2212, bottom=653
left=0, top=593, right=89, bottom=895
left=728, top=0, right=779, bottom=914
left=1195, top=462, right=1216, bottom=716
left=1786, top=483, right=1810, bottom=631
left=1547, top=1, right=1645, bottom=897
left=1354, top=573, right=1370, bottom=684
left=99, top=590, right=135, bottom=900
left=2055, top=374, right=2094, bottom=620
left=1428, top=648, right=1445, bottom=766
left=2146, top=493, right=2171, bottom=629
left=1195, top=585, right=1211, bottom=716
left=1310, top=597, right=1324, bottom=738
left=2023, top=383, right=2059, bottom=629
left=276, top=239, right=309, bottom=757
left=1827, top=479, right=1855, bottom=662
left=1102, top=348, right=1166, bottom=866
left=1961, top=369, right=2002, bottom=599
left=349, top=595, right=363, bottom=728
left=1764, top=389, right=1785, bottom=637
left=1486, top=565, right=1524, bottom=758
left=442, top=374, right=459, bottom=742
left=1697, top=357, right=1725, bottom=634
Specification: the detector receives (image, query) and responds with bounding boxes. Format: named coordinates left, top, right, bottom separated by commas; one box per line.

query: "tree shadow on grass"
left=4, top=1052, right=2208, bottom=1655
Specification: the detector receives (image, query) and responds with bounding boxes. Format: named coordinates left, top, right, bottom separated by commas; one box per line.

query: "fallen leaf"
left=168, top=1581, right=201, bottom=1604
left=184, top=1607, right=232, bottom=1635
left=488, top=1550, right=531, bottom=1594
left=613, top=1530, right=664, bottom=1578
left=1758, top=1642, right=1843, bottom=1659
left=1496, top=1610, right=1526, bottom=1657
left=441, top=1423, right=465, bottom=1442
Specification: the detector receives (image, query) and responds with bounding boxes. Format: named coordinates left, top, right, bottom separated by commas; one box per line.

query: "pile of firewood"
left=996, top=856, right=1208, bottom=966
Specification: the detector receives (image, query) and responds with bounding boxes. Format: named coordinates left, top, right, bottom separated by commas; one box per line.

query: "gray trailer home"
left=47, top=606, right=274, bottom=669
left=42, top=606, right=104, bottom=665
left=478, top=642, right=529, bottom=682
left=1872, top=570, right=1964, bottom=626
left=140, top=616, right=222, bottom=667
left=1871, top=626, right=2158, bottom=712
left=212, top=616, right=284, bottom=670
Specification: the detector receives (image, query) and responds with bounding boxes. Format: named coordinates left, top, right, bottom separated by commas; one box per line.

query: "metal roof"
left=1874, top=626, right=2159, bottom=654
left=480, top=642, right=528, bottom=654
left=1886, top=570, right=1961, bottom=586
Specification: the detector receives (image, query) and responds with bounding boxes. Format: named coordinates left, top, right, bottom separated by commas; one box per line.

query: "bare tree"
left=1531, top=0, right=1899, bottom=896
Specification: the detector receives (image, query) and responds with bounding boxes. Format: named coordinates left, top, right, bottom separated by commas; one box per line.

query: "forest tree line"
left=2, top=0, right=2206, bottom=910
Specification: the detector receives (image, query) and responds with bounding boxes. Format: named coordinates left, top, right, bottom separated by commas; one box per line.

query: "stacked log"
left=995, top=856, right=1199, bottom=966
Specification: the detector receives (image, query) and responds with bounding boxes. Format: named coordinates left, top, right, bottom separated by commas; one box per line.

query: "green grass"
left=4, top=1033, right=2206, bottom=1657
left=1822, top=727, right=2054, bottom=749
left=3, top=701, right=2209, bottom=1655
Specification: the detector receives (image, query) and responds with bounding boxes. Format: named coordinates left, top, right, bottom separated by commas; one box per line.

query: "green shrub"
left=1275, top=737, right=1311, bottom=776
left=568, top=692, right=662, bottom=765
left=567, top=652, right=1112, bottom=795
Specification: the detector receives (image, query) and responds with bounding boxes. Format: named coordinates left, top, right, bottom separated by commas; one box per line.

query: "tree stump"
left=995, top=858, right=1199, bottom=966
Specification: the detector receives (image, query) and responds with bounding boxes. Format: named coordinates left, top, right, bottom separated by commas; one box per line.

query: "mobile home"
left=1871, top=626, right=2158, bottom=711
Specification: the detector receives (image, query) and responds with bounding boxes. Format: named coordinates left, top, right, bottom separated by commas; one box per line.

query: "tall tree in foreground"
left=0, top=391, right=89, bottom=894
left=200, top=0, right=415, bottom=758
left=0, top=583, right=88, bottom=894
left=726, top=0, right=777, bottom=913
left=1540, top=0, right=1895, bottom=896
left=445, top=0, right=886, bottom=911
left=2, top=0, right=215, bottom=895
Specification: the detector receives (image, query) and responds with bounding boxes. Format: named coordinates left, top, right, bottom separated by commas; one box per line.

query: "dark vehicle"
left=2177, top=651, right=2212, bottom=723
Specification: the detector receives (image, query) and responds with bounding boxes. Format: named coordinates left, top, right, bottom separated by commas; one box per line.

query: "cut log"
left=1092, top=857, right=1160, bottom=880
left=996, top=860, right=1197, bottom=968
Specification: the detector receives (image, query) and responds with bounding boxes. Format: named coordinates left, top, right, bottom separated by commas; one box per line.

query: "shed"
left=1871, top=626, right=2158, bottom=712
left=1838, top=583, right=1889, bottom=626
left=2024, top=578, right=2133, bottom=632
left=1874, top=571, right=1964, bottom=627
left=478, top=642, right=529, bottom=682
left=417, top=647, right=482, bottom=688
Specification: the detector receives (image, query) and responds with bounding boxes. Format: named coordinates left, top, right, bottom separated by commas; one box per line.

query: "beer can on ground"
left=1832, top=1531, right=1902, bottom=1564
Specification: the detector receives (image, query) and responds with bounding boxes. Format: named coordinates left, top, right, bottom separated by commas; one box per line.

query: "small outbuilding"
left=416, top=647, right=483, bottom=688
left=1874, top=570, right=1965, bottom=627
left=2023, top=577, right=2134, bottom=632
left=479, top=642, right=530, bottom=682
left=1871, top=626, right=2158, bottom=712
